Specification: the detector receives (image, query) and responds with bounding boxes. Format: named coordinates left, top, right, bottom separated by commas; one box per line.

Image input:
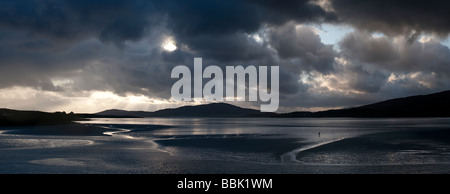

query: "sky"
left=1, top=0, right=450, bottom=113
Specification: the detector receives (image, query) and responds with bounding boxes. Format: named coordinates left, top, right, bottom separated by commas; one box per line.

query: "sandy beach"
left=1, top=118, right=450, bottom=174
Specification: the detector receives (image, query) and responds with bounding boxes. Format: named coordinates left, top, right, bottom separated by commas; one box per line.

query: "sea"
left=1, top=117, right=450, bottom=174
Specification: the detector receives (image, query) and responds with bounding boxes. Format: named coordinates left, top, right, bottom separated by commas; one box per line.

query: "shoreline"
left=1, top=119, right=450, bottom=174
left=1, top=123, right=112, bottom=136
left=295, top=127, right=450, bottom=166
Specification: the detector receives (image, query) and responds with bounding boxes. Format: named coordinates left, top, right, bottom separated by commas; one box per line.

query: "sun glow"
left=0, top=86, right=186, bottom=113
left=162, top=36, right=177, bottom=52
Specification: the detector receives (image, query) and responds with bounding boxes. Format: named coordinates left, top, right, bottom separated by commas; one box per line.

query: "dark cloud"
left=339, top=32, right=398, bottom=64
left=346, top=64, right=389, bottom=94
left=1, top=0, right=450, bottom=112
left=0, top=0, right=333, bottom=96
left=281, top=91, right=377, bottom=111
left=186, top=33, right=273, bottom=63
left=159, top=0, right=334, bottom=38
left=75, top=58, right=176, bottom=98
left=0, top=0, right=333, bottom=47
left=330, top=0, right=450, bottom=36
left=339, top=31, right=450, bottom=77
left=0, top=0, right=156, bottom=46
left=156, top=0, right=334, bottom=63
left=0, top=1, right=73, bottom=38
left=157, top=0, right=261, bottom=37
left=337, top=30, right=450, bottom=96
left=0, top=31, right=102, bottom=89
left=249, top=0, right=337, bottom=24
left=268, top=22, right=336, bottom=74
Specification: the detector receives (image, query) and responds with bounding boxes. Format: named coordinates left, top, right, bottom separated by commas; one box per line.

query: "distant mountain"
left=151, top=103, right=261, bottom=117
left=90, top=90, right=450, bottom=118
left=95, top=103, right=266, bottom=118
left=3, top=90, right=449, bottom=122
left=280, top=90, right=450, bottom=117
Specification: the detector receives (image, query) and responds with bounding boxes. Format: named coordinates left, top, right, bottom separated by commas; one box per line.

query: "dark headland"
left=0, top=109, right=82, bottom=126
left=90, top=90, right=450, bottom=118
left=279, top=90, right=450, bottom=118
left=94, top=103, right=265, bottom=118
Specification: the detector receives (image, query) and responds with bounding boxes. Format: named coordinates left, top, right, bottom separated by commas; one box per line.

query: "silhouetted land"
left=94, top=103, right=270, bottom=118
left=279, top=90, right=450, bottom=118
left=2, top=90, right=450, bottom=126
left=0, top=109, right=82, bottom=126
left=91, top=90, right=450, bottom=118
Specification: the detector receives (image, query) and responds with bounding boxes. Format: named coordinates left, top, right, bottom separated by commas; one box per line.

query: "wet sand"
left=2, top=123, right=112, bottom=136
left=1, top=122, right=450, bottom=174
left=297, top=128, right=450, bottom=166
left=155, top=134, right=308, bottom=158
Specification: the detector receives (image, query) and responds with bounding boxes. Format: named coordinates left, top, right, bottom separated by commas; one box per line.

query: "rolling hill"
left=95, top=103, right=265, bottom=118
left=4, top=90, right=449, bottom=122
left=280, top=90, right=450, bottom=117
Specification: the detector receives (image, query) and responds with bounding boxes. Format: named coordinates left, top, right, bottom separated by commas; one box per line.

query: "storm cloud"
left=1, top=0, right=450, bottom=112
left=330, top=0, right=450, bottom=36
left=268, top=22, right=336, bottom=74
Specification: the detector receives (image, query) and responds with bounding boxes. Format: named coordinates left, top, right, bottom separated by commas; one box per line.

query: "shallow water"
left=80, top=118, right=450, bottom=165
left=1, top=117, right=450, bottom=173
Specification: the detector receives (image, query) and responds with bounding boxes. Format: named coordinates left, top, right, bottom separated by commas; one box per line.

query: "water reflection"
left=78, top=117, right=450, bottom=165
